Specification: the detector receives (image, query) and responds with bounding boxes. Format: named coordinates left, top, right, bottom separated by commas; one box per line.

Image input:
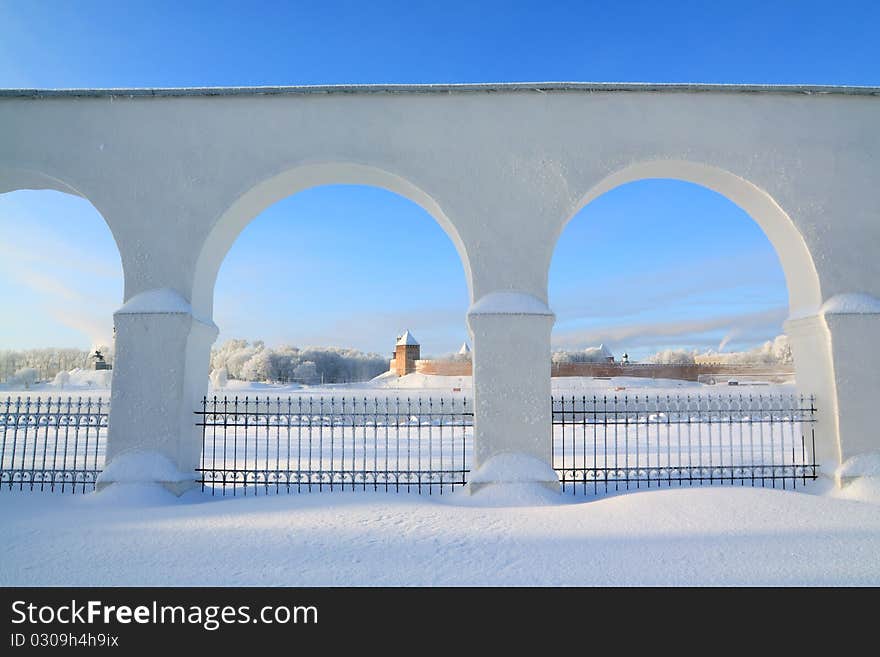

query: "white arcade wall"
left=1, top=83, right=878, bottom=491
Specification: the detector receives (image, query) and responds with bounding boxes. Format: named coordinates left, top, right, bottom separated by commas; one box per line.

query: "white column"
left=821, top=302, right=880, bottom=485
left=466, top=292, right=559, bottom=492
left=785, top=314, right=839, bottom=469
left=97, top=289, right=217, bottom=494
left=786, top=295, right=880, bottom=486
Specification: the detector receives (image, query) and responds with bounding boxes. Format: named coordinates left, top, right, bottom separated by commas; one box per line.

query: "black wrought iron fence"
left=0, top=392, right=819, bottom=498
left=196, top=396, right=473, bottom=495
left=0, top=396, right=108, bottom=493
left=552, top=393, right=818, bottom=495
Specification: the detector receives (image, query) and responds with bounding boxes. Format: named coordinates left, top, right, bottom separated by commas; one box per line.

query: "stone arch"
left=551, top=160, right=823, bottom=318
left=191, top=161, right=473, bottom=319
left=546, top=159, right=841, bottom=467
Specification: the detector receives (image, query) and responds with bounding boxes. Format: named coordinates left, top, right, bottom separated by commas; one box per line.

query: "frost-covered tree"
left=209, top=367, right=228, bottom=389
left=293, top=361, right=319, bottom=384
left=552, top=344, right=615, bottom=364
left=0, top=347, right=101, bottom=382
left=645, top=335, right=795, bottom=365
left=209, top=339, right=387, bottom=384
left=241, top=348, right=274, bottom=382
left=53, top=370, right=71, bottom=388
left=645, top=349, right=696, bottom=365
left=12, top=367, right=39, bottom=388
left=771, top=335, right=793, bottom=364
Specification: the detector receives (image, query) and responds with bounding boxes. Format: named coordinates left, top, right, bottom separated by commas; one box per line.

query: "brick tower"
left=392, top=330, right=420, bottom=376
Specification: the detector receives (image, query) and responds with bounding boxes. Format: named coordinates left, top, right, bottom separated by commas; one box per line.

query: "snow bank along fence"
left=196, top=396, right=473, bottom=495
left=0, top=396, right=107, bottom=493
left=552, top=393, right=818, bottom=495
left=1, top=393, right=819, bottom=496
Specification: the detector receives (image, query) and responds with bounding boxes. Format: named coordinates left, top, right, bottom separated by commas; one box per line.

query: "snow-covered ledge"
left=115, top=287, right=217, bottom=330
left=467, top=291, right=560, bottom=494
left=106, top=288, right=217, bottom=495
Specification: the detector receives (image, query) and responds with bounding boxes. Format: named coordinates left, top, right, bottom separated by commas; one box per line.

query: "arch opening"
left=0, top=185, right=123, bottom=389
left=193, top=164, right=475, bottom=494
left=552, top=161, right=822, bottom=315
left=552, top=175, right=797, bottom=370
left=547, top=164, right=825, bottom=494
left=192, top=162, right=473, bottom=320
left=212, top=183, right=470, bottom=378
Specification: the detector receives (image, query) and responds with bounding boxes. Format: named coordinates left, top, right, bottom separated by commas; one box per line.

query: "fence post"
left=466, top=291, right=559, bottom=492
left=98, top=289, right=217, bottom=494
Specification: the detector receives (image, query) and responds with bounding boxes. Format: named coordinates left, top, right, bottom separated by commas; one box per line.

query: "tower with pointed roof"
left=392, top=330, right=421, bottom=376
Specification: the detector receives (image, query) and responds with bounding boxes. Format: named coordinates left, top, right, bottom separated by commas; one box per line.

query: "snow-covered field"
left=4, top=372, right=873, bottom=587
left=2, top=374, right=801, bottom=492
left=0, top=479, right=878, bottom=586
left=0, top=369, right=793, bottom=399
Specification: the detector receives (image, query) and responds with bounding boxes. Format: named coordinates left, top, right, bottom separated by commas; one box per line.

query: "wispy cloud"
left=217, top=305, right=468, bottom=355
left=0, top=235, right=119, bottom=348
left=551, top=248, right=786, bottom=322
left=0, top=238, right=120, bottom=281
left=48, top=307, right=115, bottom=347
left=552, top=307, right=788, bottom=352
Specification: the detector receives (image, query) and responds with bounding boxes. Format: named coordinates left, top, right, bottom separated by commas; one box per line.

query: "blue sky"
left=1, top=0, right=877, bottom=358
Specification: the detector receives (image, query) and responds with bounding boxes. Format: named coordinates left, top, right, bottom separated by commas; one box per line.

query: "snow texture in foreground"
left=1, top=484, right=878, bottom=586
left=97, top=450, right=192, bottom=484
left=457, top=482, right=564, bottom=507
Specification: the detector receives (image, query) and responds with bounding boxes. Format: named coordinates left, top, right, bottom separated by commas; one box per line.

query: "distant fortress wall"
left=408, top=359, right=794, bottom=382
left=389, top=332, right=793, bottom=382
left=414, top=359, right=473, bottom=376
left=550, top=362, right=794, bottom=382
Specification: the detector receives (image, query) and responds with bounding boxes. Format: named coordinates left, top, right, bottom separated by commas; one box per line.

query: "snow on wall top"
left=468, top=292, right=554, bottom=316
left=2, top=82, right=879, bottom=98
left=820, top=293, right=880, bottom=315
left=395, top=330, right=419, bottom=346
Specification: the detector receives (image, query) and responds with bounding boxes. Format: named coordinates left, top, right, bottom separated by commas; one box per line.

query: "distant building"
left=391, top=330, right=420, bottom=376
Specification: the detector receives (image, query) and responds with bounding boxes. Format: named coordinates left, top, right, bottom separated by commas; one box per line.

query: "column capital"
left=467, top=291, right=554, bottom=318
left=115, top=287, right=218, bottom=335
